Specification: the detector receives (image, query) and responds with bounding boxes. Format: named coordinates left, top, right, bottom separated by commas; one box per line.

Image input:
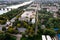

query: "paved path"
left=0, top=24, right=6, bottom=27
left=12, top=34, right=22, bottom=40
left=16, top=34, right=22, bottom=40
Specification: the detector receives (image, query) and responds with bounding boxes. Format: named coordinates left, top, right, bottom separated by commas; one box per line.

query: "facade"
left=19, top=11, right=36, bottom=23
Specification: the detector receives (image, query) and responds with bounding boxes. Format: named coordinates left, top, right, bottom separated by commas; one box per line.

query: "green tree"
left=43, top=28, right=56, bottom=37
left=5, top=33, right=16, bottom=40
left=0, top=31, right=5, bottom=40
left=2, top=27, right=6, bottom=31
left=7, top=27, right=18, bottom=34
left=17, top=23, right=21, bottom=28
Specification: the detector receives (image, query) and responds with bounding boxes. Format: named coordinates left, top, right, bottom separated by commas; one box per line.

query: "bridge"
left=0, top=0, right=34, bottom=15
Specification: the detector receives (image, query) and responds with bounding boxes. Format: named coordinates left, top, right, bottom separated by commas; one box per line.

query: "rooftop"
left=21, top=11, right=35, bottom=18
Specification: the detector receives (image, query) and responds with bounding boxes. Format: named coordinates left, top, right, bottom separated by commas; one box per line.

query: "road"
left=16, top=34, right=22, bottom=40
left=0, top=24, right=6, bottom=27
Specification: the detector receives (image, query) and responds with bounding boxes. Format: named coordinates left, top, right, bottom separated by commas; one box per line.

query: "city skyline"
left=0, top=0, right=60, bottom=1
left=0, top=0, right=60, bottom=3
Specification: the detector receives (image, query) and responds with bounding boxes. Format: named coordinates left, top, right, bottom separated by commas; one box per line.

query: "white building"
left=19, top=11, right=36, bottom=23
left=46, top=35, right=52, bottom=40
left=47, top=6, right=58, bottom=12
left=6, top=20, right=11, bottom=26
left=21, top=11, right=35, bottom=18
left=42, top=35, right=52, bottom=40
left=42, top=35, right=46, bottom=40
left=31, top=18, right=35, bottom=24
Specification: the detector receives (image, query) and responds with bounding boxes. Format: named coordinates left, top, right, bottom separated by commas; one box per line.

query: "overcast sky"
left=0, top=0, right=60, bottom=1
left=0, top=0, right=29, bottom=1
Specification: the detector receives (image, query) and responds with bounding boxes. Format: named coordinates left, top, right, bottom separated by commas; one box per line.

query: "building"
left=41, top=5, right=58, bottom=12
left=19, top=11, right=36, bottom=23
left=19, top=3, right=40, bottom=24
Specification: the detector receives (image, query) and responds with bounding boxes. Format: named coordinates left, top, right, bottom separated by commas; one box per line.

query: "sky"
left=0, top=0, right=29, bottom=1
left=0, top=0, right=59, bottom=1
left=0, top=0, right=60, bottom=2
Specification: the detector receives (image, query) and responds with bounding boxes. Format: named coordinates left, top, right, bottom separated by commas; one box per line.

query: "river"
left=0, top=0, right=33, bottom=15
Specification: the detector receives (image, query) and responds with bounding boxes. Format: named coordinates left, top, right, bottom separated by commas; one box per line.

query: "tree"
left=5, top=33, right=16, bottom=40
left=57, top=30, right=60, bottom=34
left=7, top=27, right=18, bottom=34
left=0, top=31, right=5, bottom=40
left=2, top=27, right=6, bottom=31
left=0, top=31, right=16, bottom=40
left=17, top=23, right=21, bottom=28
left=43, top=28, right=56, bottom=37
left=23, top=21, right=28, bottom=28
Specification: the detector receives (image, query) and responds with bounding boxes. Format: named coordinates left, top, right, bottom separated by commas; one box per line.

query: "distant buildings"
left=34, top=0, right=60, bottom=3
left=41, top=4, right=59, bottom=12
